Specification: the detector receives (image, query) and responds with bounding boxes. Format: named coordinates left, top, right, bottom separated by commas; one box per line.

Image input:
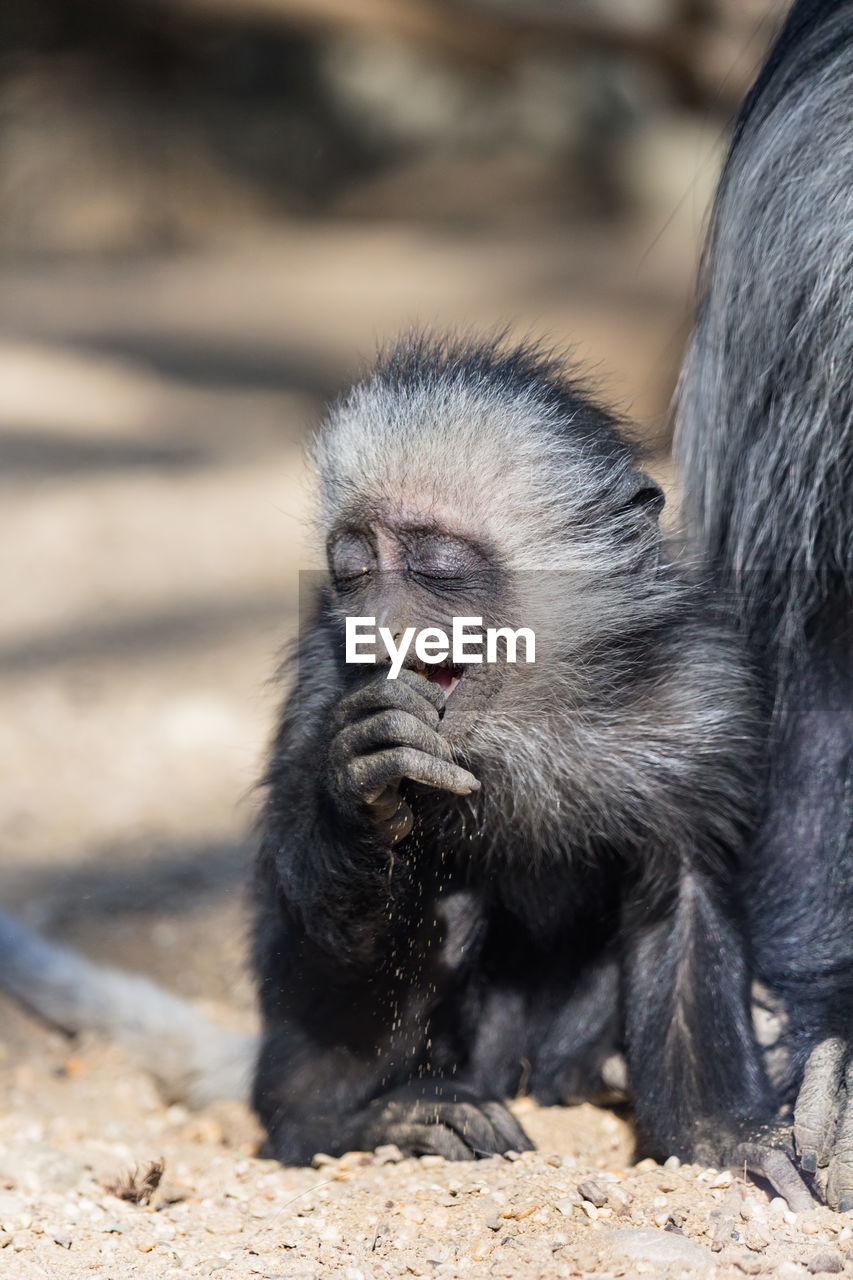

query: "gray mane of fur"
left=675, top=2, right=853, bottom=688
left=312, top=333, right=761, bottom=876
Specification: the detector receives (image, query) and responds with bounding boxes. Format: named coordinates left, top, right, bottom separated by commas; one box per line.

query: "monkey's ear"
left=623, top=472, right=665, bottom=521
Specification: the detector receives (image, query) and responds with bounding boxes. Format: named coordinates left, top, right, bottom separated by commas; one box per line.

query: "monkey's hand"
left=791, top=1038, right=853, bottom=1211
left=359, top=1081, right=533, bottom=1160
left=327, top=668, right=480, bottom=843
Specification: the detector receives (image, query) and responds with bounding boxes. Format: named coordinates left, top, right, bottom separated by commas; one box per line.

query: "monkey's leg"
left=622, top=869, right=812, bottom=1208
left=253, top=876, right=534, bottom=1165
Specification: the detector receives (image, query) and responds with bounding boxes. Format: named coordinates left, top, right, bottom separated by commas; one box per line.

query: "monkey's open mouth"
left=412, top=664, right=463, bottom=695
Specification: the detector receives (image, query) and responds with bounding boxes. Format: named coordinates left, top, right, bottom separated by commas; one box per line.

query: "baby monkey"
left=251, top=335, right=808, bottom=1202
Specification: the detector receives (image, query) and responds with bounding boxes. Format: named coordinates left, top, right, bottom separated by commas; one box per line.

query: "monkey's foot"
left=677, top=1119, right=814, bottom=1212
left=794, top=1038, right=853, bottom=1211
left=733, top=1133, right=816, bottom=1213
left=360, top=1081, right=533, bottom=1161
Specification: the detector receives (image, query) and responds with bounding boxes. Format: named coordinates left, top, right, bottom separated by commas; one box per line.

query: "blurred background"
left=0, top=0, right=783, bottom=1044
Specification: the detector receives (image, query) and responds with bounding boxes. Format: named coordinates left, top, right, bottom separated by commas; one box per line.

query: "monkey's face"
left=326, top=513, right=516, bottom=742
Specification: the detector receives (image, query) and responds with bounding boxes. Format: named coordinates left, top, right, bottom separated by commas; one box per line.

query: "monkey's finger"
left=331, top=671, right=441, bottom=733
left=349, top=748, right=480, bottom=803
left=479, top=1101, right=536, bottom=1153
left=335, top=710, right=455, bottom=766
left=734, top=1142, right=817, bottom=1213
left=826, top=1059, right=853, bottom=1212
left=410, top=1099, right=508, bottom=1157
left=394, top=667, right=448, bottom=711
left=794, top=1037, right=846, bottom=1174
left=379, top=1122, right=475, bottom=1161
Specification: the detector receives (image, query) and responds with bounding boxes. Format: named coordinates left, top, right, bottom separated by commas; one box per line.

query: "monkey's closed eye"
left=329, top=531, right=375, bottom=589
left=405, top=532, right=493, bottom=591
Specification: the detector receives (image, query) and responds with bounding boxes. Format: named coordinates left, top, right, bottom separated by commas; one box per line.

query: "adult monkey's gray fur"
left=676, top=0, right=853, bottom=1212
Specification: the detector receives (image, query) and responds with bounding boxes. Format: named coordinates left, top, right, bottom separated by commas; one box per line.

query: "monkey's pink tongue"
left=428, top=667, right=456, bottom=692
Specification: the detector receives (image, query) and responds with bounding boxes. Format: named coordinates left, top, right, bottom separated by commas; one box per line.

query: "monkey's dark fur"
left=677, top=0, right=853, bottom=1209
left=251, top=334, right=776, bottom=1167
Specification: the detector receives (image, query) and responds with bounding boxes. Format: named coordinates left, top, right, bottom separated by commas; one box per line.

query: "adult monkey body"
left=677, top=0, right=853, bottom=1209
left=251, top=337, right=778, bottom=1170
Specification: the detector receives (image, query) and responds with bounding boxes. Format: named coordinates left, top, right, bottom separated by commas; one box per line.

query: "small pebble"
left=581, top=1201, right=599, bottom=1221
left=484, top=1214, right=503, bottom=1232
left=711, top=1215, right=736, bottom=1252
left=374, top=1145, right=404, bottom=1165
left=577, top=1179, right=608, bottom=1208
left=469, top=1238, right=492, bottom=1262
left=734, top=1253, right=764, bottom=1274
left=554, top=1198, right=579, bottom=1217
left=663, top=1154, right=681, bottom=1169
left=770, top=1198, right=789, bottom=1215
left=419, top=1155, right=445, bottom=1169
left=807, top=1253, right=843, bottom=1274
left=337, top=1151, right=371, bottom=1172
left=744, top=1222, right=772, bottom=1251
left=609, top=1187, right=633, bottom=1216
left=53, top=1231, right=73, bottom=1250
left=801, top=1220, right=821, bottom=1235
left=711, top=1171, right=734, bottom=1189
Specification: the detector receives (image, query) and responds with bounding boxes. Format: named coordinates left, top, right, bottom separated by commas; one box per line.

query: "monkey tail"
left=0, top=908, right=255, bottom=1108
left=675, top=0, right=853, bottom=698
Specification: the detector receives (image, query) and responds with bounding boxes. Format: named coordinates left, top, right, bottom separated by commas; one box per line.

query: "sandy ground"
left=1, top=218, right=846, bottom=1276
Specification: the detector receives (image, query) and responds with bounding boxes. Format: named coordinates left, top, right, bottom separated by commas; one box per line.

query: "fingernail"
left=838, top=1195, right=853, bottom=1213
left=800, top=1150, right=817, bottom=1174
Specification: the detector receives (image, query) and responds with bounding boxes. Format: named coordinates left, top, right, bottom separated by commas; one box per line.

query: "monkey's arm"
left=252, top=889, right=529, bottom=1163
left=254, top=649, right=521, bottom=1162
left=263, top=638, right=477, bottom=960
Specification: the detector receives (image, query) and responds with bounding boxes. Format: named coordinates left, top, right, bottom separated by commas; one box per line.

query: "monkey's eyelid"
left=333, top=568, right=371, bottom=590
left=406, top=568, right=484, bottom=591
